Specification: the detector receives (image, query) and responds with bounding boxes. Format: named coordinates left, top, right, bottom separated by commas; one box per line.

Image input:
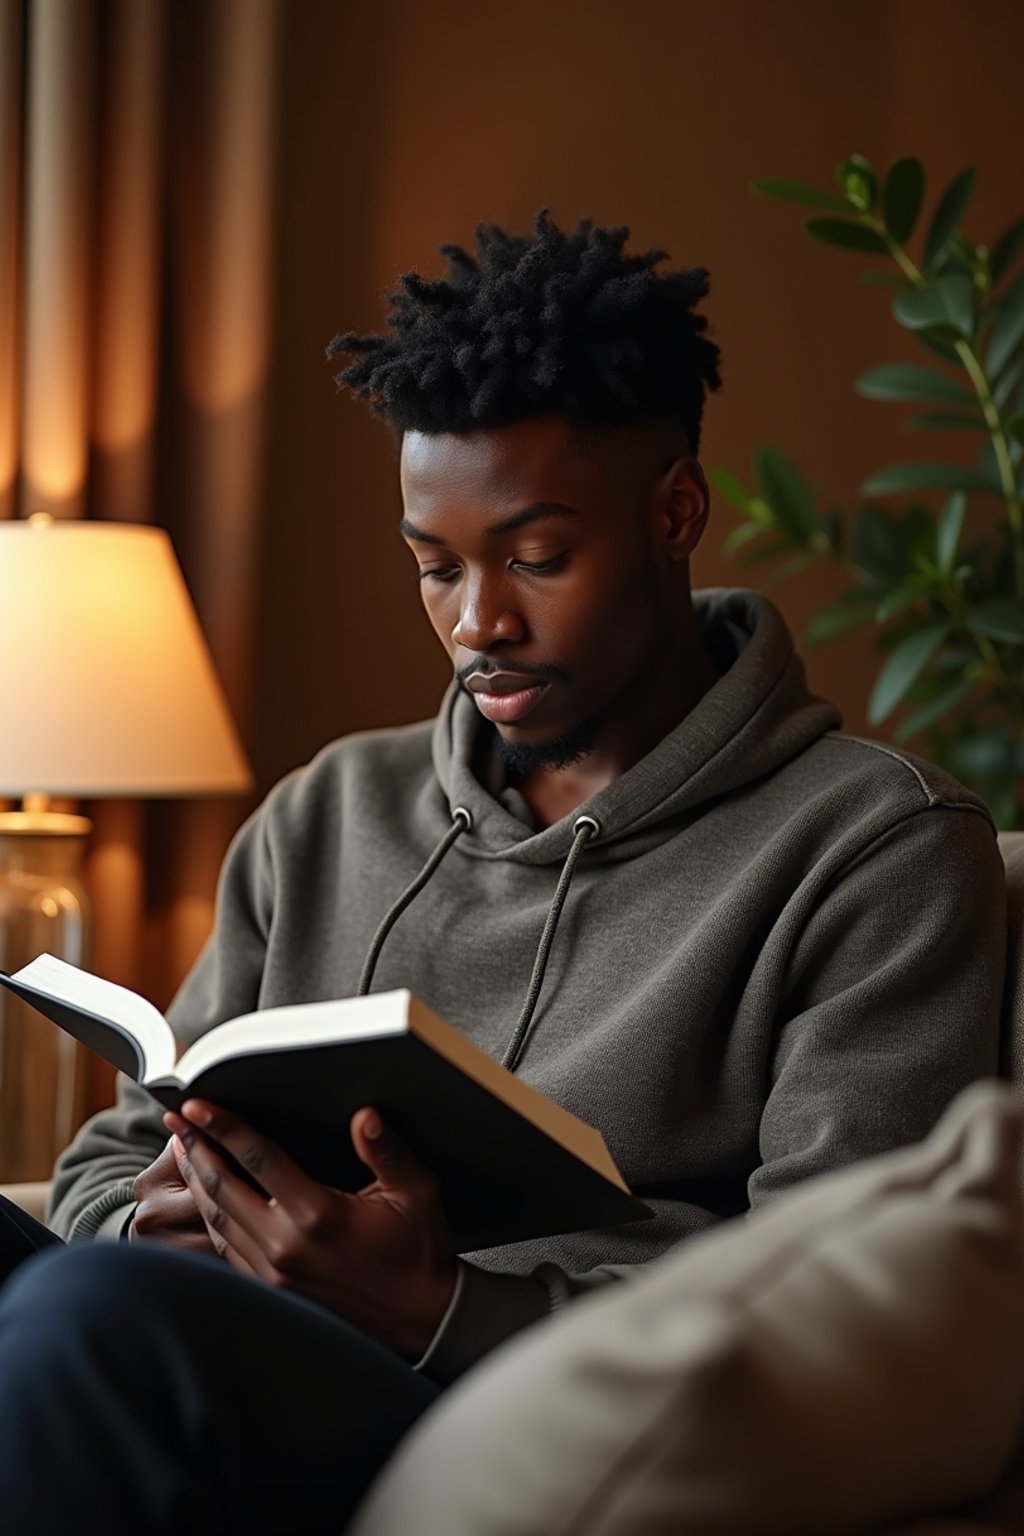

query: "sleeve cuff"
left=62, top=1180, right=138, bottom=1242
left=414, top=1260, right=554, bottom=1385
left=96, top=1202, right=137, bottom=1241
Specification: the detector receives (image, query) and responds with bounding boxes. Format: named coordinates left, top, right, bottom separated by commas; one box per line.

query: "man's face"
left=399, top=417, right=704, bottom=766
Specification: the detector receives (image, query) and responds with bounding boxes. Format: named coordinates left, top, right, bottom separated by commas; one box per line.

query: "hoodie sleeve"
left=416, top=799, right=1006, bottom=1385
left=47, top=806, right=274, bottom=1241
left=749, top=800, right=1005, bottom=1206
left=414, top=1255, right=651, bottom=1385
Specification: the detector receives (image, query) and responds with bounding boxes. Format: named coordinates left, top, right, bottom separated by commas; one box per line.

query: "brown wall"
left=249, top=0, right=1024, bottom=797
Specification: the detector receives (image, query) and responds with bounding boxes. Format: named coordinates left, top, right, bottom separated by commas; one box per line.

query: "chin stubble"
left=495, top=711, right=603, bottom=779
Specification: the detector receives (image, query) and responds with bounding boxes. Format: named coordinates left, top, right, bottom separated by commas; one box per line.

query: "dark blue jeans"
left=0, top=1196, right=438, bottom=1535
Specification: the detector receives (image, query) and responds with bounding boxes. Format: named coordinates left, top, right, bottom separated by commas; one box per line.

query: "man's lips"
left=464, top=672, right=551, bottom=725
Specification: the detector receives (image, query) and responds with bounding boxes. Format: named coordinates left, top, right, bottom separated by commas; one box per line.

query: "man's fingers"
left=176, top=1100, right=309, bottom=1204
left=170, top=1131, right=276, bottom=1276
left=350, top=1108, right=435, bottom=1203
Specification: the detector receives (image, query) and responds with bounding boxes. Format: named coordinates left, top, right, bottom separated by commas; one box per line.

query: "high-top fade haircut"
left=328, top=210, right=722, bottom=454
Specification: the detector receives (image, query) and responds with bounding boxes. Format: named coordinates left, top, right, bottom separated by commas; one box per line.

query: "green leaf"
left=881, top=157, right=925, bottom=244
left=750, top=178, right=852, bottom=212
left=861, top=462, right=1002, bottom=498
left=993, top=352, right=1024, bottom=412
left=945, top=726, right=1018, bottom=779
left=822, top=506, right=844, bottom=556
left=891, top=274, right=975, bottom=338
left=931, top=644, right=976, bottom=674
left=756, top=445, right=816, bottom=541
left=949, top=232, right=980, bottom=267
left=924, top=167, right=976, bottom=270
left=988, top=268, right=1024, bottom=379
left=905, top=410, right=986, bottom=432
left=936, top=492, right=965, bottom=572
left=939, top=725, right=1021, bottom=827
left=868, top=621, right=952, bottom=724
left=978, top=437, right=1009, bottom=494
left=855, top=363, right=974, bottom=405
left=991, top=217, right=1024, bottom=284
left=721, top=520, right=765, bottom=555
left=917, top=331, right=962, bottom=366
left=966, top=595, right=1024, bottom=643
left=836, top=154, right=877, bottom=212
left=875, top=575, right=935, bottom=622
left=893, top=674, right=972, bottom=741
left=1007, top=412, right=1024, bottom=449
left=709, top=467, right=756, bottom=516
left=804, top=602, right=873, bottom=647
left=901, top=502, right=937, bottom=556
left=805, top=218, right=890, bottom=255
left=851, top=505, right=911, bottom=581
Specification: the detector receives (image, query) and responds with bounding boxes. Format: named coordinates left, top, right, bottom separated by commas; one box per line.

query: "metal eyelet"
left=573, top=814, right=600, bottom=837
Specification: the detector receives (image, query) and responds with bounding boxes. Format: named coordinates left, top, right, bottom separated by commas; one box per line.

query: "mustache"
left=456, top=657, right=570, bottom=688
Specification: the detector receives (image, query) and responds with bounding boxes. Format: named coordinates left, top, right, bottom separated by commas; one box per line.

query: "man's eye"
left=512, top=553, right=569, bottom=575
left=418, top=566, right=460, bottom=584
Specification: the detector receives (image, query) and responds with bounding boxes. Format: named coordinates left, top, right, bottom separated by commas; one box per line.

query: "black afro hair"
left=328, top=210, right=722, bottom=453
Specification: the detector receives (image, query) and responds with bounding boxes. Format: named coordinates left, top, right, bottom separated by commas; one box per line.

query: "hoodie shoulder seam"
left=827, top=732, right=937, bottom=805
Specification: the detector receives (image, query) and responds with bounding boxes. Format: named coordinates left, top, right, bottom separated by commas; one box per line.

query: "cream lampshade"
left=0, top=516, right=252, bottom=1179
left=0, top=517, right=251, bottom=796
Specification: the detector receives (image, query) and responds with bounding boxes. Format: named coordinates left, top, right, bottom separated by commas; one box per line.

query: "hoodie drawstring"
left=357, top=807, right=600, bottom=1072
left=500, top=814, right=598, bottom=1070
left=357, top=807, right=472, bottom=995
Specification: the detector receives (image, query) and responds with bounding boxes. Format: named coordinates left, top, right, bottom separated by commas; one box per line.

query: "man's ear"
left=654, top=456, right=710, bottom=562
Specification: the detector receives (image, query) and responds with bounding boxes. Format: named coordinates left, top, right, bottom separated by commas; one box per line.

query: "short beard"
left=496, top=712, right=603, bottom=780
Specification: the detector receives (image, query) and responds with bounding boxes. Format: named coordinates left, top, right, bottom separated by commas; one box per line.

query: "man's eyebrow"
left=399, top=518, right=445, bottom=546
left=399, top=502, right=578, bottom=546
left=487, top=502, right=578, bottom=536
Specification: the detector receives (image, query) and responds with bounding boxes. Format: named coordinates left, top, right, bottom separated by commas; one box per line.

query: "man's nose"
left=452, top=575, right=526, bottom=650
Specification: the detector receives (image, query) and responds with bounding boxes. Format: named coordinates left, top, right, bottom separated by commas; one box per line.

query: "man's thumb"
left=351, top=1107, right=424, bottom=1195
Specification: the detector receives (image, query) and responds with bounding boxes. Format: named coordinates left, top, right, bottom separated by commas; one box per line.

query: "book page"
left=9, top=953, right=176, bottom=1081
left=174, top=990, right=412, bottom=1084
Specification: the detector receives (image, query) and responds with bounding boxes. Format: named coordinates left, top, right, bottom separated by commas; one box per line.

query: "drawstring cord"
left=357, top=807, right=471, bottom=996
left=357, top=805, right=600, bottom=1072
left=500, top=815, right=598, bottom=1071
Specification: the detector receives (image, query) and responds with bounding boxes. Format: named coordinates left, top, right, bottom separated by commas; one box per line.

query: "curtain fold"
left=21, top=0, right=94, bottom=522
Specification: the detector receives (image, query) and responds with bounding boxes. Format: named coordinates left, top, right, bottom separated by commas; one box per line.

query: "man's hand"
left=130, top=1136, right=218, bottom=1253
left=163, top=1101, right=458, bottom=1360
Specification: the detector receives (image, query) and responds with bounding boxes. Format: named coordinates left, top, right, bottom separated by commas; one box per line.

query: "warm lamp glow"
left=0, top=520, right=252, bottom=795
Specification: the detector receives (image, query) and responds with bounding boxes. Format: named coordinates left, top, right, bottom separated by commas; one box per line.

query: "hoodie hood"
left=431, top=588, right=840, bottom=865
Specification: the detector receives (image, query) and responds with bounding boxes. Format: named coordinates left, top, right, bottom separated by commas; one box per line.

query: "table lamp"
left=0, top=516, right=252, bottom=1178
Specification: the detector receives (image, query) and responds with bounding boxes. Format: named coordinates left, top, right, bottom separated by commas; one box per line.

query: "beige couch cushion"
left=0, top=1181, right=49, bottom=1223
left=351, top=1082, right=1024, bottom=1536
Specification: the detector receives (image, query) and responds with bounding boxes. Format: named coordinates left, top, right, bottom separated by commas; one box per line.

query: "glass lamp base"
left=0, top=815, right=94, bottom=1181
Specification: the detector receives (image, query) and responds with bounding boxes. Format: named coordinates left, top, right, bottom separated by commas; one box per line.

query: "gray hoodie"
left=49, top=589, right=1005, bottom=1380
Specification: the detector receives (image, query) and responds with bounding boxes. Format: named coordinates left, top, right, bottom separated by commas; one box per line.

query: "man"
left=0, top=212, right=1005, bottom=1532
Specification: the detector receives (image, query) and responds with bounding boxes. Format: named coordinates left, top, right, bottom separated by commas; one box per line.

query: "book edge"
left=405, top=996, right=630, bottom=1192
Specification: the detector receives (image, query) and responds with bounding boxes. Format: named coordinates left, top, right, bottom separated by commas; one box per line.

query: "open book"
left=0, top=955, right=648, bottom=1252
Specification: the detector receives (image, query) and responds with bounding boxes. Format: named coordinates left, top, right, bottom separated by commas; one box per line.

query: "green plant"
left=716, top=154, right=1024, bottom=826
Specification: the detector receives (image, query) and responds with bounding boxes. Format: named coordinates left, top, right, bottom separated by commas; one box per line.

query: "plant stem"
left=954, top=346, right=1024, bottom=576
left=870, top=218, right=1024, bottom=593
left=941, top=591, right=1024, bottom=725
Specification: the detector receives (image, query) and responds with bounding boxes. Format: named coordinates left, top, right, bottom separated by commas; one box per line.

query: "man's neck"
left=516, top=633, right=721, bottom=830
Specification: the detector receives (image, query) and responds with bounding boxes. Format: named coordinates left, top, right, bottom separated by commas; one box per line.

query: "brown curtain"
left=0, top=0, right=279, bottom=1119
